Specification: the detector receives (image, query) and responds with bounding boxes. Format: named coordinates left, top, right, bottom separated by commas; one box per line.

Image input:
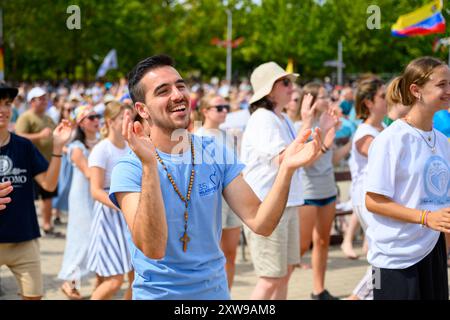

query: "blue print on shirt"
left=198, top=170, right=220, bottom=197
left=421, top=155, right=450, bottom=206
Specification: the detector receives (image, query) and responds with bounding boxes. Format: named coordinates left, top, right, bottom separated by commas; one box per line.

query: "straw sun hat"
left=249, top=61, right=299, bottom=105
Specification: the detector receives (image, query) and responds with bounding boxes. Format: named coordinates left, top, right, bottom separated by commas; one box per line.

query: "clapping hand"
left=53, top=120, right=73, bottom=149
left=319, top=105, right=339, bottom=135
left=0, top=181, right=13, bottom=211
left=300, top=94, right=317, bottom=128
left=282, top=127, right=321, bottom=170
left=122, top=109, right=156, bottom=165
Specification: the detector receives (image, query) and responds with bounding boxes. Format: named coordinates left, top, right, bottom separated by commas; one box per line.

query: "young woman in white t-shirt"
left=345, top=77, right=386, bottom=300
left=366, top=56, right=450, bottom=300
left=194, top=93, right=243, bottom=290
left=87, top=101, right=133, bottom=300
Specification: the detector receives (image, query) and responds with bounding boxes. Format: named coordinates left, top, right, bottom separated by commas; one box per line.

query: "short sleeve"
left=222, top=143, right=245, bottom=188
left=15, top=114, right=30, bottom=134
left=365, top=134, right=398, bottom=199
left=67, top=140, right=87, bottom=164
left=109, top=154, right=143, bottom=208
left=247, top=110, right=287, bottom=159
left=88, top=141, right=107, bottom=169
left=29, top=142, right=49, bottom=177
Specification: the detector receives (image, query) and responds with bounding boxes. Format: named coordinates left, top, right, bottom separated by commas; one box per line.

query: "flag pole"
left=226, top=9, right=232, bottom=84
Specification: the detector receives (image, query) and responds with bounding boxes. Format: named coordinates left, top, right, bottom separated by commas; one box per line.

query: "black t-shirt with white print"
left=0, top=133, right=48, bottom=242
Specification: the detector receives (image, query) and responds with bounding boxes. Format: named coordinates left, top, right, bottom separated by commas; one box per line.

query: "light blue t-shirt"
left=109, top=135, right=244, bottom=300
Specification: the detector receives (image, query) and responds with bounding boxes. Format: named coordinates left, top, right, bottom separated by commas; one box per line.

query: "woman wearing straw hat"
left=241, top=62, right=335, bottom=299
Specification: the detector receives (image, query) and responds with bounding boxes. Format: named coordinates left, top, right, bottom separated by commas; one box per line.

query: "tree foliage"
left=2, top=0, right=448, bottom=82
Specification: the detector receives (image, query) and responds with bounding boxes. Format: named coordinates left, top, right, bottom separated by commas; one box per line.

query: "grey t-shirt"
left=301, top=149, right=337, bottom=199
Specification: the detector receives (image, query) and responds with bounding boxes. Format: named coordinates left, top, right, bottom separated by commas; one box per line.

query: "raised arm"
left=224, top=128, right=321, bottom=236
left=34, top=120, right=73, bottom=192
left=114, top=110, right=167, bottom=259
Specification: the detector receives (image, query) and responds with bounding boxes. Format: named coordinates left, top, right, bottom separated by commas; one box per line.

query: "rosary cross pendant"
left=180, top=232, right=190, bottom=252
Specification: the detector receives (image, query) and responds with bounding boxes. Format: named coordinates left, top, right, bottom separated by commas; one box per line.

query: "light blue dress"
left=52, top=152, right=73, bottom=213
left=58, top=140, right=95, bottom=281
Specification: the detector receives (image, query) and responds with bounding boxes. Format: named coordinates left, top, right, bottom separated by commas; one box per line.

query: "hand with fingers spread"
left=122, top=109, right=156, bottom=165
left=319, top=105, right=339, bottom=135
left=53, top=119, right=73, bottom=149
left=282, top=127, right=321, bottom=170
left=300, top=93, right=317, bottom=128
left=425, top=208, right=450, bottom=233
left=0, top=181, right=13, bottom=211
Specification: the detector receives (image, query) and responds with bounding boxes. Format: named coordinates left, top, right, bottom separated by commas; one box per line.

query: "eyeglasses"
left=87, top=114, right=101, bottom=121
left=277, top=78, right=292, bottom=87
left=212, top=104, right=230, bottom=112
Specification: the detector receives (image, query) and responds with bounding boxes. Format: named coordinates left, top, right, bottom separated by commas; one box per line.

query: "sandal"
left=43, top=227, right=65, bottom=238
left=61, top=281, right=82, bottom=300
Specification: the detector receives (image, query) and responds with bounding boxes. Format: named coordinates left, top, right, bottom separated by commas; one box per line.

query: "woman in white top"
left=194, top=93, right=243, bottom=290
left=346, top=77, right=386, bottom=300
left=87, top=101, right=133, bottom=300
left=366, top=56, right=450, bottom=300
left=241, top=62, right=322, bottom=300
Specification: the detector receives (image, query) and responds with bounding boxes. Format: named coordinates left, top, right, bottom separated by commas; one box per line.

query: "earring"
left=418, top=94, right=422, bottom=102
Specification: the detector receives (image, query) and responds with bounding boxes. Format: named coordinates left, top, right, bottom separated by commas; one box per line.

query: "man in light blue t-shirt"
left=109, top=54, right=321, bottom=300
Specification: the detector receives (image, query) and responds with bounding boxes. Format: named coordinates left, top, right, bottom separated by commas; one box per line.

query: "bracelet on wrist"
left=424, top=210, right=431, bottom=228
left=420, top=209, right=426, bottom=226
left=52, top=154, right=63, bottom=158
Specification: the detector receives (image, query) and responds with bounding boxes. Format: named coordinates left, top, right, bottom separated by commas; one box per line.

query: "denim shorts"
left=303, top=196, right=337, bottom=207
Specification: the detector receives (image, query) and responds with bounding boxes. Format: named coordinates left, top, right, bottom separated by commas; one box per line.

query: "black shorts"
left=373, top=232, right=448, bottom=300
left=33, top=180, right=58, bottom=200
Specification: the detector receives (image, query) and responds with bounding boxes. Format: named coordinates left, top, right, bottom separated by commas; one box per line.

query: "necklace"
left=404, top=118, right=436, bottom=154
left=155, top=135, right=195, bottom=252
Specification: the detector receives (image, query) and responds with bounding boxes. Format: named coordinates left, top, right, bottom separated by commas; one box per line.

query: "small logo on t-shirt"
left=198, top=171, right=220, bottom=197
left=421, top=155, right=450, bottom=205
left=0, top=156, right=13, bottom=175
left=0, top=155, right=28, bottom=186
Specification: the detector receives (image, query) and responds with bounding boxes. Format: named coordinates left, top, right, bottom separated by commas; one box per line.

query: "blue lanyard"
left=283, top=117, right=297, bottom=140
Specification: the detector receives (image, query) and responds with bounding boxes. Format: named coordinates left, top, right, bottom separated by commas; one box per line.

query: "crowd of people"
left=0, top=53, right=449, bottom=300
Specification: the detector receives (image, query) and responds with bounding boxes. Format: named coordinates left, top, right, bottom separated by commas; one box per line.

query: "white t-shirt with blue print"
left=365, top=119, right=450, bottom=269
left=109, top=135, right=244, bottom=300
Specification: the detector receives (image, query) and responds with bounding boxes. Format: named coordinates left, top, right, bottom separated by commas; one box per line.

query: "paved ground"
left=0, top=215, right=374, bottom=300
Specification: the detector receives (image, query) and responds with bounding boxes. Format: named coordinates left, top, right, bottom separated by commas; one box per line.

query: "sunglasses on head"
left=278, top=78, right=292, bottom=87
left=212, top=104, right=230, bottom=112
left=87, top=114, right=101, bottom=121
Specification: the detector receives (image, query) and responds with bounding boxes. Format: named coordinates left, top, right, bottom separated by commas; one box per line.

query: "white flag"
left=96, top=49, right=118, bottom=78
